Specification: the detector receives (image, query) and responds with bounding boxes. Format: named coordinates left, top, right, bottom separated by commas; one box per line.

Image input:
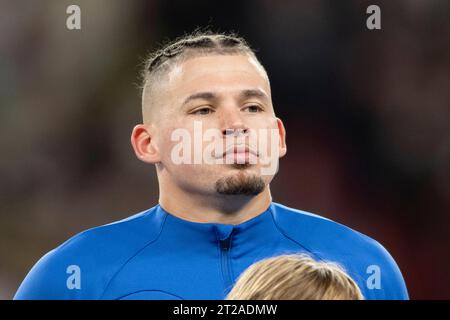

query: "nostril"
left=223, top=128, right=249, bottom=136
left=224, top=128, right=235, bottom=135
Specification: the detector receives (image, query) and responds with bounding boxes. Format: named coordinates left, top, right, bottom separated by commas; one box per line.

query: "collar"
left=154, top=203, right=278, bottom=249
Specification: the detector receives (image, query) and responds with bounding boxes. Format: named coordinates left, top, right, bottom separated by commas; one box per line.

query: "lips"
left=221, top=145, right=258, bottom=158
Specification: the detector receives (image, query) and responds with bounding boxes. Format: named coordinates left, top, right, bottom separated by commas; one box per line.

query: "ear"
left=130, top=124, right=161, bottom=164
left=276, top=117, right=287, bottom=158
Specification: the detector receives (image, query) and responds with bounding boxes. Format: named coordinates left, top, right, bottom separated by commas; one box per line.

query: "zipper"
left=219, top=236, right=233, bottom=291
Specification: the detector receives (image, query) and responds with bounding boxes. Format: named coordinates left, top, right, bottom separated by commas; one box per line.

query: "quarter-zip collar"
left=156, top=203, right=277, bottom=292
left=156, top=203, right=276, bottom=247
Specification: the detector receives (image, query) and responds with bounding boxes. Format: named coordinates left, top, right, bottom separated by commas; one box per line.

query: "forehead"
left=165, top=54, right=271, bottom=98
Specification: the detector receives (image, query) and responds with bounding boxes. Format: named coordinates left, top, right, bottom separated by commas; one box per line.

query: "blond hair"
left=226, top=254, right=364, bottom=300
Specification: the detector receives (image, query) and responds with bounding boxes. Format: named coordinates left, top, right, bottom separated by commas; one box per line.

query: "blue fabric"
left=14, top=202, right=409, bottom=300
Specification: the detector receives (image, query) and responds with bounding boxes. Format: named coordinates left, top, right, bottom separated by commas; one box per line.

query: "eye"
left=192, top=107, right=214, bottom=115
left=243, top=105, right=263, bottom=113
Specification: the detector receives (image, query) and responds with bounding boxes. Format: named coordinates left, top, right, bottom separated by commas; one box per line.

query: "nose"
left=220, top=107, right=249, bottom=137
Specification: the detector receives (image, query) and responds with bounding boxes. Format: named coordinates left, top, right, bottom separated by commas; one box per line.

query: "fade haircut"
left=140, top=30, right=267, bottom=123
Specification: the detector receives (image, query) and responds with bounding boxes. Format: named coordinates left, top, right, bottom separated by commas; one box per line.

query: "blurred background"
left=0, top=0, right=449, bottom=299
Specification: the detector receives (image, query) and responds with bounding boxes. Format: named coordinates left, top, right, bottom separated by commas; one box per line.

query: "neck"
left=159, top=180, right=272, bottom=225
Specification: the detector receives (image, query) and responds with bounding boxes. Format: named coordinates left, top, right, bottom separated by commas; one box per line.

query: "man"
left=14, top=31, right=409, bottom=300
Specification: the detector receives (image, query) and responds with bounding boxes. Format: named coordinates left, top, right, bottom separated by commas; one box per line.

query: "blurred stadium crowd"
left=0, top=0, right=449, bottom=299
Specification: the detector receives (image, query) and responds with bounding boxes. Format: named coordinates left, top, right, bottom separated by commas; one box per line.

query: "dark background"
left=0, top=0, right=449, bottom=299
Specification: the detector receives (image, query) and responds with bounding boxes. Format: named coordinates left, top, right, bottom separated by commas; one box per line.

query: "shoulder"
left=270, top=202, right=377, bottom=254
left=14, top=205, right=165, bottom=299
left=270, top=202, right=409, bottom=299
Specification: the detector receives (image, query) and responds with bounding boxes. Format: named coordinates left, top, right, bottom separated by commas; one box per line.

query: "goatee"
left=215, top=170, right=265, bottom=196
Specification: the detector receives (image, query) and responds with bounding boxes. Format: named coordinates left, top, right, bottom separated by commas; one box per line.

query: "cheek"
left=252, top=118, right=281, bottom=164
left=248, top=115, right=278, bottom=130
left=157, top=125, right=182, bottom=160
left=158, top=124, right=201, bottom=168
left=266, top=117, right=279, bottom=129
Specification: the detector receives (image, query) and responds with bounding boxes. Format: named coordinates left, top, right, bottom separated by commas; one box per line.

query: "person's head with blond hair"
left=226, top=254, right=364, bottom=300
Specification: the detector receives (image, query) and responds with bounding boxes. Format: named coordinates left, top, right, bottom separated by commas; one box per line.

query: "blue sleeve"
left=14, top=232, right=101, bottom=300
left=14, top=249, right=75, bottom=300
left=352, top=237, right=409, bottom=300
left=369, top=240, right=409, bottom=300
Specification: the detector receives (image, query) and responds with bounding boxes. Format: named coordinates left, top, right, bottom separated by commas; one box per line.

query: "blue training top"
left=14, top=202, right=409, bottom=300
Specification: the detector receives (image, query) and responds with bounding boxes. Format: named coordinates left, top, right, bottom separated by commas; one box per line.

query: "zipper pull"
left=219, top=237, right=231, bottom=251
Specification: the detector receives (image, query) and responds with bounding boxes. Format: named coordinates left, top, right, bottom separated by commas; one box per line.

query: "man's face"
left=149, top=53, right=286, bottom=196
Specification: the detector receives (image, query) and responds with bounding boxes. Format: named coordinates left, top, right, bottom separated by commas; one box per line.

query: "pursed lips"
left=220, top=145, right=259, bottom=158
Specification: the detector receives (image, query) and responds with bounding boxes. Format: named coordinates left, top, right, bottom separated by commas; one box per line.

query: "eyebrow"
left=182, top=89, right=269, bottom=106
left=182, top=92, right=217, bottom=106
left=240, top=89, right=269, bottom=102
